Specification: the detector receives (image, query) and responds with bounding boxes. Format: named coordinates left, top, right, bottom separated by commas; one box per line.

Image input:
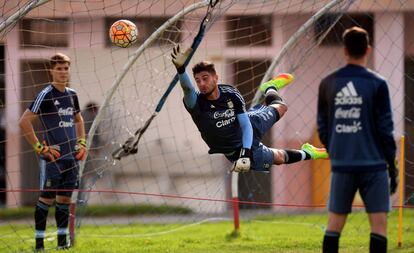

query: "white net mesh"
left=0, top=0, right=413, bottom=251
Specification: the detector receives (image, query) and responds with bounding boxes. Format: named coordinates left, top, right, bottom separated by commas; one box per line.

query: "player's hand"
left=387, top=159, right=398, bottom=195
left=171, top=44, right=192, bottom=74
left=34, top=141, right=61, bottom=162
left=75, top=138, right=87, bottom=161
left=231, top=148, right=251, bottom=173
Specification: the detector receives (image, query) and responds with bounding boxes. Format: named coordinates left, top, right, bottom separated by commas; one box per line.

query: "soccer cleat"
left=57, top=243, right=71, bottom=250
left=259, top=73, right=294, bottom=93
left=57, top=234, right=71, bottom=250
left=35, top=238, right=44, bottom=252
left=301, top=143, right=329, bottom=160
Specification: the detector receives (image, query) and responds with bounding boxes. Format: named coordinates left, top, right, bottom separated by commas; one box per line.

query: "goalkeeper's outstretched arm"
left=171, top=44, right=198, bottom=108
left=178, top=72, right=197, bottom=109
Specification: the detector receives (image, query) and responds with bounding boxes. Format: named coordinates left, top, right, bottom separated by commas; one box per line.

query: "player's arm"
left=232, top=93, right=253, bottom=173
left=375, top=80, right=397, bottom=193
left=73, top=94, right=87, bottom=161
left=19, top=109, right=60, bottom=161
left=237, top=113, right=253, bottom=150
left=178, top=72, right=197, bottom=109
left=171, top=45, right=197, bottom=109
left=317, top=79, right=328, bottom=147
left=375, top=81, right=396, bottom=162
left=19, top=109, right=40, bottom=147
left=74, top=112, right=86, bottom=141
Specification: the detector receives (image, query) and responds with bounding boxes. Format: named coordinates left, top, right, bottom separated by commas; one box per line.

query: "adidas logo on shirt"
left=335, top=81, right=363, bottom=105
left=54, top=100, right=60, bottom=106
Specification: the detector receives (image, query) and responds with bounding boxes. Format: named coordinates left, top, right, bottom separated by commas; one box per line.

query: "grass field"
left=1, top=209, right=413, bottom=252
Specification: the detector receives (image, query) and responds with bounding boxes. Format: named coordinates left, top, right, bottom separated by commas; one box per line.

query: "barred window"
left=315, top=13, right=374, bottom=46
left=20, top=18, right=69, bottom=48
left=226, top=15, right=272, bottom=47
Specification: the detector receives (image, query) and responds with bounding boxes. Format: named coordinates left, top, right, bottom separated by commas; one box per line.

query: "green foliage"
left=0, top=204, right=192, bottom=220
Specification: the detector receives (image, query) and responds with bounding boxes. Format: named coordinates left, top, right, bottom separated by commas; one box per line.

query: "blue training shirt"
left=184, top=84, right=248, bottom=154
left=29, top=84, right=81, bottom=161
left=317, top=64, right=396, bottom=172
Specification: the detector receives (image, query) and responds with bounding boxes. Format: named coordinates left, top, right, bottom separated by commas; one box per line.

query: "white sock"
left=299, top=150, right=307, bottom=160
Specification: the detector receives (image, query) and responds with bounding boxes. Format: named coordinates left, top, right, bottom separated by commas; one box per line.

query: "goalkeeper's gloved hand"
left=33, top=141, right=61, bottom=162
left=387, top=158, right=398, bottom=195
left=171, top=44, right=192, bottom=74
left=231, top=148, right=251, bottom=173
left=75, top=138, right=87, bottom=161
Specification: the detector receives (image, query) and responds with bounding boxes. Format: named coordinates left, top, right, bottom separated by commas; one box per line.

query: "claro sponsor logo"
left=216, top=117, right=236, bottom=128
left=335, top=121, right=362, bottom=133
left=59, top=119, right=74, bottom=127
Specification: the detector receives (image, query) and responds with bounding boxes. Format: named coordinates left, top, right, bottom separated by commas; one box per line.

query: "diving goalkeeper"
left=171, top=45, right=328, bottom=173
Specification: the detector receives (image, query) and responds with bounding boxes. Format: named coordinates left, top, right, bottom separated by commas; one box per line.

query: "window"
left=226, top=15, right=272, bottom=47
left=105, top=17, right=182, bottom=47
left=315, top=13, right=374, bottom=46
left=233, top=59, right=271, bottom=108
left=20, top=18, right=69, bottom=48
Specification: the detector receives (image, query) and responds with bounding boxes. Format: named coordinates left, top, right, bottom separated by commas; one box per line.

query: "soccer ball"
left=109, top=20, right=138, bottom=48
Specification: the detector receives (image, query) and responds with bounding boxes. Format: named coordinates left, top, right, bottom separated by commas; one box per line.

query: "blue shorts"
left=39, top=159, right=79, bottom=199
left=248, top=105, right=279, bottom=171
left=328, top=170, right=390, bottom=214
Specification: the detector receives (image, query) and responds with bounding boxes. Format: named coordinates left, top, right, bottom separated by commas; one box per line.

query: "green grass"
left=0, top=204, right=192, bottom=220
left=1, top=209, right=413, bottom=252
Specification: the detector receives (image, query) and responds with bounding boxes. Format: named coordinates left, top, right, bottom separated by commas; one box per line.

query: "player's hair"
left=192, top=61, right=216, bottom=76
left=342, top=26, right=369, bottom=59
left=50, top=53, right=71, bottom=69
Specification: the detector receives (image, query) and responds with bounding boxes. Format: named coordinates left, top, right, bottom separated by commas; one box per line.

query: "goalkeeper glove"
left=75, top=138, right=87, bottom=161
left=231, top=148, right=251, bottom=173
left=387, top=158, right=398, bottom=195
left=33, top=141, right=61, bottom=162
left=171, top=44, right=192, bottom=74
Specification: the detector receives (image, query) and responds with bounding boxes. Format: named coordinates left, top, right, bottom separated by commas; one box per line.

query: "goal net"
left=0, top=0, right=413, bottom=251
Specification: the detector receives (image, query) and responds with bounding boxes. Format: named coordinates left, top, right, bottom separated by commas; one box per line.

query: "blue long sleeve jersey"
left=317, top=64, right=396, bottom=172
left=179, top=72, right=253, bottom=154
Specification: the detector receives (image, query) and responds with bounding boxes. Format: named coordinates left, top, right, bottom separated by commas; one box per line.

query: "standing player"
left=19, top=53, right=87, bottom=251
left=171, top=45, right=328, bottom=173
left=317, top=27, right=398, bottom=253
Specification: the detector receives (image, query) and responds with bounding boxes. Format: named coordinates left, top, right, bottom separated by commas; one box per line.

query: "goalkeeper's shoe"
left=301, top=143, right=329, bottom=160
left=259, top=73, right=294, bottom=93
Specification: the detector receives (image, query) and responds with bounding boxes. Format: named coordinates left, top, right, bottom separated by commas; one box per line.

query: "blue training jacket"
left=317, top=64, right=396, bottom=172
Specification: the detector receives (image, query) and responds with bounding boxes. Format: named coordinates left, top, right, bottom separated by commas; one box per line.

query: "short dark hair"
left=192, top=61, right=216, bottom=76
left=50, top=53, right=71, bottom=69
left=342, top=26, right=369, bottom=59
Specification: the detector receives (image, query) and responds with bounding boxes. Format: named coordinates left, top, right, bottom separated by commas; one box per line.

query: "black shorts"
left=39, top=159, right=79, bottom=199
left=328, top=170, right=390, bottom=214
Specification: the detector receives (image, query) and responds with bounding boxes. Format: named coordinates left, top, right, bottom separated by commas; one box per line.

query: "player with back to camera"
left=171, top=45, right=329, bottom=173
left=317, top=27, right=398, bottom=253
left=19, top=53, right=87, bottom=251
